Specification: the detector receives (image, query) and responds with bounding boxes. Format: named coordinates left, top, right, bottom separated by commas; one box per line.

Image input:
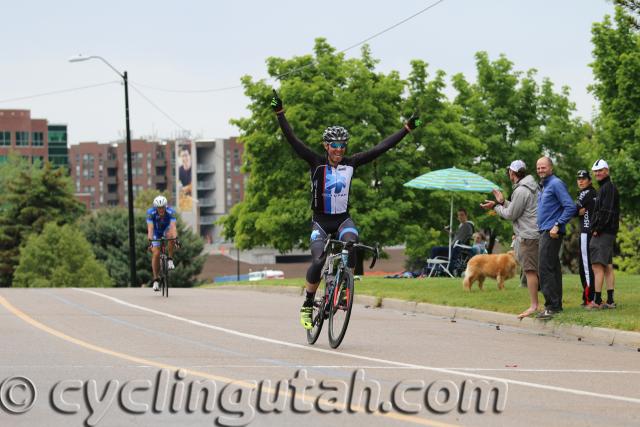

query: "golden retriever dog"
left=463, top=251, right=517, bottom=291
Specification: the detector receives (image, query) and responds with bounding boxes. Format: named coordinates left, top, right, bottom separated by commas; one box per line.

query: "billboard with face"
left=177, top=142, right=194, bottom=212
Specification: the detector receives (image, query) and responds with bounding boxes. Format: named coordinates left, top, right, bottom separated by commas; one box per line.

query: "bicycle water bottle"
left=341, top=248, right=349, bottom=267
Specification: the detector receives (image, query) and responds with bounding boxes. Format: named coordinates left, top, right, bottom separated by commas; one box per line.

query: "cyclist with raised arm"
left=270, top=90, right=421, bottom=329
left=147, top=195, right=178, bottom=291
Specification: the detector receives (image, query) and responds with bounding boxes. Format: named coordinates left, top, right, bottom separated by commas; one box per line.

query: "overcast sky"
left=1, top=0, right=615, bottom=145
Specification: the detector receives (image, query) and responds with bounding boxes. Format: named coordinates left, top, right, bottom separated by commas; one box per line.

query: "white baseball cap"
left=508, top=160, right=526, bottom=172
left=592, top=159, right=609, bottom=171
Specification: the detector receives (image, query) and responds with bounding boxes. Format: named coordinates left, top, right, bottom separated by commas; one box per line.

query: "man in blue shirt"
left=535, top=157, right=577, bottom=319
left=147, top=195, right=178, bottom=291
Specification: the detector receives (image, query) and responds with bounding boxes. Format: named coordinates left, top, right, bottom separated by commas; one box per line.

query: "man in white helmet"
left=147, top=195, right=178, bottom=291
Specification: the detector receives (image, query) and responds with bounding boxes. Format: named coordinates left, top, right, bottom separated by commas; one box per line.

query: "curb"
left=209, top=285, right=640, bottom=350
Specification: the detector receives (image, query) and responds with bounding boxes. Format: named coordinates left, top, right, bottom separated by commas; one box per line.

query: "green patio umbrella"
left=404, top=167, right=499, bottom=275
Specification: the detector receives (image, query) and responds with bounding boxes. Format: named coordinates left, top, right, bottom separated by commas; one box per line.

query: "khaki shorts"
left=590, top=233, right=615, bottom=265
left=517, top=237, right=539, bottom=272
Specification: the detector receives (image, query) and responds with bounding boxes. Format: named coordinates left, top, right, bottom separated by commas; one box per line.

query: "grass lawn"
left=202, top=273, right=640, bottom=332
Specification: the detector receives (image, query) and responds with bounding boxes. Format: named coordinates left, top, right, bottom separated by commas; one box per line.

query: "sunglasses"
left=328, top=141, right=347, bottom=149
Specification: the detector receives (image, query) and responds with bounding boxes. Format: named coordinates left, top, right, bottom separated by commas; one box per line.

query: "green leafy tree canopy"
left=13, top=222, right=112, bottom=287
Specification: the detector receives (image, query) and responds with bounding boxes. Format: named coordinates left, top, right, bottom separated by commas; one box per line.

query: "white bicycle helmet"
left=153, top=195, right=167, bottom=208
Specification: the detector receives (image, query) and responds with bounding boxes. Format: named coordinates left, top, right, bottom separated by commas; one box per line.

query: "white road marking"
left=2, top=364, right=640, bottom=374
left=76, top=288, right=640, bottom=405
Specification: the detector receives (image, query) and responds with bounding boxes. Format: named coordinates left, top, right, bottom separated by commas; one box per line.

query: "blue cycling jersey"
left=146, top=206, right=177, bottom=234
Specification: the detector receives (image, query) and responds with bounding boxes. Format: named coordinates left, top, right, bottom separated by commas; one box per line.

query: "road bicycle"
left=149, top=237, right=179, bottom=298
left=306, top=239, right=378, bottom=348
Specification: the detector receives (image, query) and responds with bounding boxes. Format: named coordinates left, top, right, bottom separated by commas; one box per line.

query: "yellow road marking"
left=0, top=293, right=456, bottom=427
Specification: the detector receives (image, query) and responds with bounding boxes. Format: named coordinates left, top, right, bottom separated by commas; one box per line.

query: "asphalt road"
left=1, top=287, right=639, bottom=427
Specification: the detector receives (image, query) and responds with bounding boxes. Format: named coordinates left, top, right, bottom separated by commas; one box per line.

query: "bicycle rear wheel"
left=328, top=268, right=354, bottom=348
left=306, top=280, right=327, bottom=345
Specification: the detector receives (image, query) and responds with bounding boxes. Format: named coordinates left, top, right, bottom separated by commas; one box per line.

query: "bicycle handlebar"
left=323, top=239, right=380, bottom=269
left=148, top=237, right=181, bottom=249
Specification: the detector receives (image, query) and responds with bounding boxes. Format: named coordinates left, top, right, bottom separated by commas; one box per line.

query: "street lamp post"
left=70, top=55, right=137, bottom=287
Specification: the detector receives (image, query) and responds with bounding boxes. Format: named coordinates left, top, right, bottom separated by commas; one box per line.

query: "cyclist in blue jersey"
left=271, top=90, right=421, bottom=329
left=147, top=195, right=178, bottom=291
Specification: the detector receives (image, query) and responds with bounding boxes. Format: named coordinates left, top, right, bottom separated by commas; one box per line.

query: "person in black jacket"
left=575, top=170, right=596, bottom=306
left=586, top=159, right=620, bottom=309
left=270, top=90, right=421, bottom=329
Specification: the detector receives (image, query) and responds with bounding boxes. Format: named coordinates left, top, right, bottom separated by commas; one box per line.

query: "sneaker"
left=167, top=258, right=175, bottom=270
left=152, top=280, right=160, bottom=292
left=300, top=306, right=313, bottom=330
left=536, top=309, right=558, bottom=319
left=585, top=301, right=603, bottom=310
left=603, top=301, right=617, bottom=309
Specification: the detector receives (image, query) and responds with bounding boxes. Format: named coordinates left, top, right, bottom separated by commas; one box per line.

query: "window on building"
left=0, top=155, right=8, bottom=164
left=0, top=131, right=10, bottom=146
left=16, top=131, right=29, bottom=146
left=32, top=132, right=44, bottom=146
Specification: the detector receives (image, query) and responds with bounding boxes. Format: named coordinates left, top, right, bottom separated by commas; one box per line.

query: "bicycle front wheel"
left=306, top=281, right=327, bottom=345
left=162, top=257, right=169, bottom=298
left=328, top=269, right=354, bottom=349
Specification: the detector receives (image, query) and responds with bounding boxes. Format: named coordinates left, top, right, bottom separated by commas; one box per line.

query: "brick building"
left=0, top=109, right=49, bottom=165
left=69, top=139, right=175, bottom=210
left=0, top=109, right=69, bottom=170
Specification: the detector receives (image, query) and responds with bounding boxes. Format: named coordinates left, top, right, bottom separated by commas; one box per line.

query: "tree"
left=13, top=222, right=112, bottom=287
left=452, top=52, right=588, bottom=189
left=612, top=0, right=640, bottom=29
left=615, top=216, right=640, bottom=273
left=590, top=7, right=640, bottom=213
left=78, top=208, right=206, bottom=287
left=0, top=152, right=31, bottom=208
left=0, top=162, right=85, bottom=286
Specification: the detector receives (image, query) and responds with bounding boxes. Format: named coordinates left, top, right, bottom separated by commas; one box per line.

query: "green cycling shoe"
left=300, top=305, right=313, bottom=330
